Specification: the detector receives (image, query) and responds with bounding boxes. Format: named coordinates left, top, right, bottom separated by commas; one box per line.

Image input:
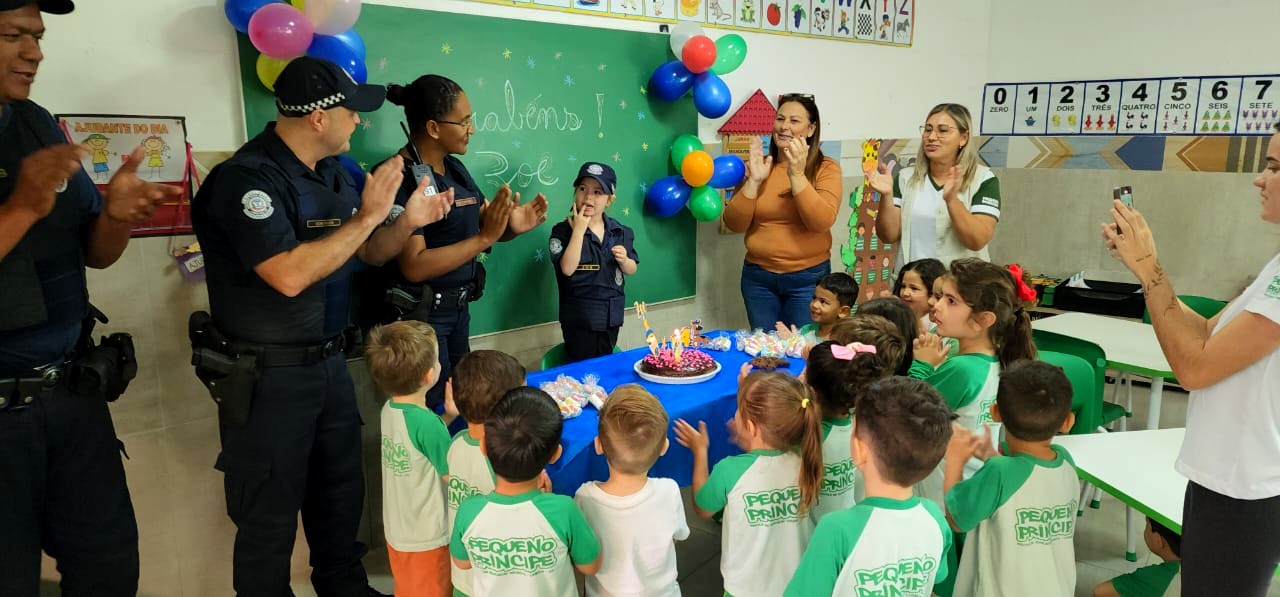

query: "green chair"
left=540, top=343, right=623, bottom=370
left=1032, top=330, right=1129, bottom=433
left=1037, top=350, right=1097, bottom=435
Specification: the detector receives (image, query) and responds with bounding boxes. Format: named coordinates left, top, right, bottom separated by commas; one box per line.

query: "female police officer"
left=378, top=75, right=548, bottom=406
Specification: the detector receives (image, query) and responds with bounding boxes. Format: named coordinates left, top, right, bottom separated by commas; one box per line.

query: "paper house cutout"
left=718, top=89, right=776, bottom=135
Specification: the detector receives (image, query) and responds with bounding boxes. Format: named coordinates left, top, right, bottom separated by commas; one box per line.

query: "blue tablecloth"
left=527, top=332, right=806, bottom=496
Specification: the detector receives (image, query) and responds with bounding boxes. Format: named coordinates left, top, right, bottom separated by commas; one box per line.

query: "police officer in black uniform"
left=191, top=57, right=449, bottom=596
left=548, top=162, right=639, bottom=363
left=375, top=75, right=548, bottom=407
left=0, top=1, right=184, bottom=594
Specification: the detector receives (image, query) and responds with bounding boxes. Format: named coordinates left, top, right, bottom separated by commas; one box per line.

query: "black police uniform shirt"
left=547, top=215, right=638, bottom=331
left=193, top=123, right=361, bottom=345
left=0, top=101, right=102, bottom=372
left=384, top=154, right=485, bottom=290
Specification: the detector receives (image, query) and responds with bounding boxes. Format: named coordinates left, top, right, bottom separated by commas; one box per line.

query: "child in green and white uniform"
left=777, top=272, right=858, bottom=341
left=675, top=371, right=826, bottom=597
left=786, top=377, right=955, bottom=597
left=807, top=314, right=906, bottom=518
left=944, top=360, right=1079, bottom=597
left=1095, top=517, right=1182, bottom=597
left=450, top=387, right=601, bottom=596
left=446, top=350, right=527, bottom=596
left=911, top=258, right=1040, bottom=507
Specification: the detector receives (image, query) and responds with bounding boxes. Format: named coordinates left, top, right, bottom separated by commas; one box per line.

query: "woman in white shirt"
left=868, top=103, right=1001, bottom=268
left=1103, top=123, right=1280, bottom=597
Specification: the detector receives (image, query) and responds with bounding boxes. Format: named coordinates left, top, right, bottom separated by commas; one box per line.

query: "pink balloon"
left=248, top=4, right=314, bottom=59
left=304, top=0, right=362, bottom=36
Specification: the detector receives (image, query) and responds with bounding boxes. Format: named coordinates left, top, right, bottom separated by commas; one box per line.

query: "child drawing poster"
left=810, top=0, right=832, bottom=36
left=786, top=0, right=811, bottom=33
left=734, top=0, right=761, bottom=28
left=57, top=114, right=192, bottom=236
left=677, top=0, right=706, bottom=23
left=610, top=0, right=643, bottom=17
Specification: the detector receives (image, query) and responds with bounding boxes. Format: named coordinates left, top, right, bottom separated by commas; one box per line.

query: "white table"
left=1034, top=312, right=1175, bottom=430
left=1055, top=429, right=1186, bottom=560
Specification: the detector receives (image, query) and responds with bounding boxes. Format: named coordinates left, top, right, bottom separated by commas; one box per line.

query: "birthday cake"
left=640, top=349, right=717, bottom=378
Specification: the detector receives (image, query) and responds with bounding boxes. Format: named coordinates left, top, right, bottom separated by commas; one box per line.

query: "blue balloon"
left=225, top=0, right=279, bottom=34
left=708, top=154, right=746, bottom=188
left=308, top=35, right=368, bottom=83
left=649, top=61, right=695, bottom=102
left=329, top=28, right=366, bottom=62
left=692, top=72, right=732, bottom=119
left=337, top=155, right=365, bottom=194
left=645, top=175, right=693, bottom=218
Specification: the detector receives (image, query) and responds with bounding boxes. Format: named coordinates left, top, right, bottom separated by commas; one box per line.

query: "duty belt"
left=227, top=334, right=346, bottom=368
left=0, top=361, right=67, bottom=410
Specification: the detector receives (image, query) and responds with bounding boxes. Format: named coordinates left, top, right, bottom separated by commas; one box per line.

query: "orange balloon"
left=681, top=150, right=714, bottom=187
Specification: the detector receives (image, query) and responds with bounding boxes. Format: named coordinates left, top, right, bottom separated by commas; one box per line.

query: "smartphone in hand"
left=1113, top=186, right=1134, bottom=208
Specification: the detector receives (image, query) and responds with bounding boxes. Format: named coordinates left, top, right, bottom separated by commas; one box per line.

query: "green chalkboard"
left=237, top=4, right=697, bottom=335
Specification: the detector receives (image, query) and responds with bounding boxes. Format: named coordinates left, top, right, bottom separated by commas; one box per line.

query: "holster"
left=66, top=306, right=138, bottom=402
left=386, top=283, right=435, bottom=322
left=189, top=311, right=259, bottom=425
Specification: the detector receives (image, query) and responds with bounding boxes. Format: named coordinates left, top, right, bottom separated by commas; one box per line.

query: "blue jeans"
left=740, top=260, right=831, bottom=331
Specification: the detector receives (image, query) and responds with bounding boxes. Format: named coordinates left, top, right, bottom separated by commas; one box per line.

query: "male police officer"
left=0, top=1, right=184, bottom=595
left=192, top=57, right=449, bottom=596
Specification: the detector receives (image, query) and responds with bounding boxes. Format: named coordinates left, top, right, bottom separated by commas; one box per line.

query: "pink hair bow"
left=830, top=343, right=877, bottom=361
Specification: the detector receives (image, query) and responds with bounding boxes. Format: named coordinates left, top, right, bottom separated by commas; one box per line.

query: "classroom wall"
left=30, top=1, right=993, bottom=591
left=982, top=0, right=1280, bottom=298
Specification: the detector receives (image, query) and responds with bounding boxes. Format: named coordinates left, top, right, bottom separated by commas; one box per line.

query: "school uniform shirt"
left=694, top=448, right=816, bottom=597
left=1112, top=561, right=1181, bottom=597
left=1177, top=252, right=1280, bottom=499
left=450, top=489, right=601, bottom=597
left=945, top=445, right=1079, bottom=597
left=784, top=496, right=953, bottom=597
left=447, top=429, right=497, bottom=597
left=811, top=417, right=857, bottom=522
left=891, top=166, right=1000, bottom=267
left=548, top=216, right=639, bottom=331
left=380, top=402, right=451, bottom=552
left=915, top=354, right=1002, bottom=489
left=573, top=478, right=690, bottom=597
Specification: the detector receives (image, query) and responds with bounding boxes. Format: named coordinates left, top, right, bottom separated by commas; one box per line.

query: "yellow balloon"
left=256, top=54, right=293, bottom=92
left=290, top=0, right=305, bottom=8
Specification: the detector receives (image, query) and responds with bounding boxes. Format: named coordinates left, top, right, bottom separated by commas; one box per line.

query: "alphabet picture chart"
left=1046, top=82, right=1084, bottom=134
left=1155, top=78, right=1199, bottom=134
left=1082, top=81, right=1120, bottom=134
left=982, top=74, right=1280, bottom=136
left=1013, top=83, right=1050, bottom=134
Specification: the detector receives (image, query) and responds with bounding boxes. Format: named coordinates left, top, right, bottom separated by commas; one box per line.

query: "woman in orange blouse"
left=722, top=94, right=843, bottom=330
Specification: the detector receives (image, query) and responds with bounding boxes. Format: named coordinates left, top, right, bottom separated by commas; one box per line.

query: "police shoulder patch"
left=241, top=190, right=274, bottom=220
left=549, top=238, right=563, bottom=255
left=615, top=268, right=623, bottom=286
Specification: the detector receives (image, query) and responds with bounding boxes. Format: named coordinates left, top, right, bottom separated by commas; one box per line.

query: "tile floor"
left=38, top=383, right=1280, bottom=596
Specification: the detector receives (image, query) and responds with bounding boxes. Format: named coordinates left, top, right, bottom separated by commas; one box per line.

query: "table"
left=528, top=332, right=805, bottom=496
left=1054, top=429, right=1186, bottom=561
left=1034, top=312, right=1175, bottom=430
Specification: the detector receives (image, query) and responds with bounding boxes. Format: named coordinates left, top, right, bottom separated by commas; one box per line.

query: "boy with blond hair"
left=575, top=384, right=689, bottom=596
left=366, top=321, right=451, bottom=596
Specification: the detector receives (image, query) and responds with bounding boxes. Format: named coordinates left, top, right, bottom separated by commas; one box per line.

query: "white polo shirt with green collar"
left=946, top=445, right=1079, bottom=597
left=811, top=416, right=858, bottom=522
left=447, top=429, right=497, bottom=596
left=450, top=488, right=601, bottom=597
left=911, top=353, right=1002, bottom=507
left=785, top=495, right=953, bottom=597
left=695, top=448, right=815, bottom=597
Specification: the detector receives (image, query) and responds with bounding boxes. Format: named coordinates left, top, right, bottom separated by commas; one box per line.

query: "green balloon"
left=710, top=34, right=747, bottom=75
left=670, top=134, right=704, bottom=170
left=687, top=185, right=723, bottom=222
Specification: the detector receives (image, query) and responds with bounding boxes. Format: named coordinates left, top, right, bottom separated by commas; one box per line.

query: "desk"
left=1055, top=429, right=1186, bottom=560
left=529, top=333, right=805, bottom=495
left=1034, top=312, right=1175, bottom=430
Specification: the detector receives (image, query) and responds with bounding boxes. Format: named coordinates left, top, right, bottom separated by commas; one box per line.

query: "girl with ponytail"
left=674, top=371, right=823, bottom=597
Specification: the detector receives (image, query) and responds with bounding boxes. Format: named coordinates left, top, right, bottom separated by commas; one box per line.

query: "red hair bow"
left=1007, top=264, right=1038, bottom=303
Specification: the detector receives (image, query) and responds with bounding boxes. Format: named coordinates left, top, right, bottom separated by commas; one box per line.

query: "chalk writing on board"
left=474, top=80, right=589, bottom=134
left=475, top=150, right=560, bottom=190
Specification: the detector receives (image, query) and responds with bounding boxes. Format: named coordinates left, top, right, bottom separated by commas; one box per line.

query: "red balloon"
left=681, top=35, right=717, bottom=75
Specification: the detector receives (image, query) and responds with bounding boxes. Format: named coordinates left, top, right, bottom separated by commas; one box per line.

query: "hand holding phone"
left=1113, top=185, right=1133, bottom=208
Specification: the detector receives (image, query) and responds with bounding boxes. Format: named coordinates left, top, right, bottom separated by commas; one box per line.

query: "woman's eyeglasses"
left=779, top=93, right=815, bottom=103
left=920, top=125, right=958, bottom=137
left=437, top=118, right=476, bottom=131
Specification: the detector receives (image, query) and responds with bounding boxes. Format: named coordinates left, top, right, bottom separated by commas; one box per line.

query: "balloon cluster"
left=225, top=0, right=368, bottom=91
left=644, top=134, right=745, bottom=221
left=648, top=23, right=747, bottom=119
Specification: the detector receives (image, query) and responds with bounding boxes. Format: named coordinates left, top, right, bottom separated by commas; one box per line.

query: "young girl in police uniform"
left=547, top=162, right=639, bottom=363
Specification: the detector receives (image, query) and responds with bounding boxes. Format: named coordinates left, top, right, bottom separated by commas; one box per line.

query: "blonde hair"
left=365, top=321, right=438, bottom=397
left=909, top=103, right=979, bottom=194
left=598, top=384, right=669, bottom=475
left=737, top=372, right=823, bottom=512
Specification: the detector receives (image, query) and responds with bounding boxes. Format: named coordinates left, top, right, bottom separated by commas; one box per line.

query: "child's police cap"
left=274, top=57, right=386, bottom=117
left=0, top=0, right=74, bottom=14
left=574, top=162, right=617, bottom=196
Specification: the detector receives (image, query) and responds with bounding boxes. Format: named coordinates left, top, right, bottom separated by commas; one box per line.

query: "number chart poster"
left=981, top=74, right=1280, bottom=136
left=471, top=0, right=915, bottom=46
